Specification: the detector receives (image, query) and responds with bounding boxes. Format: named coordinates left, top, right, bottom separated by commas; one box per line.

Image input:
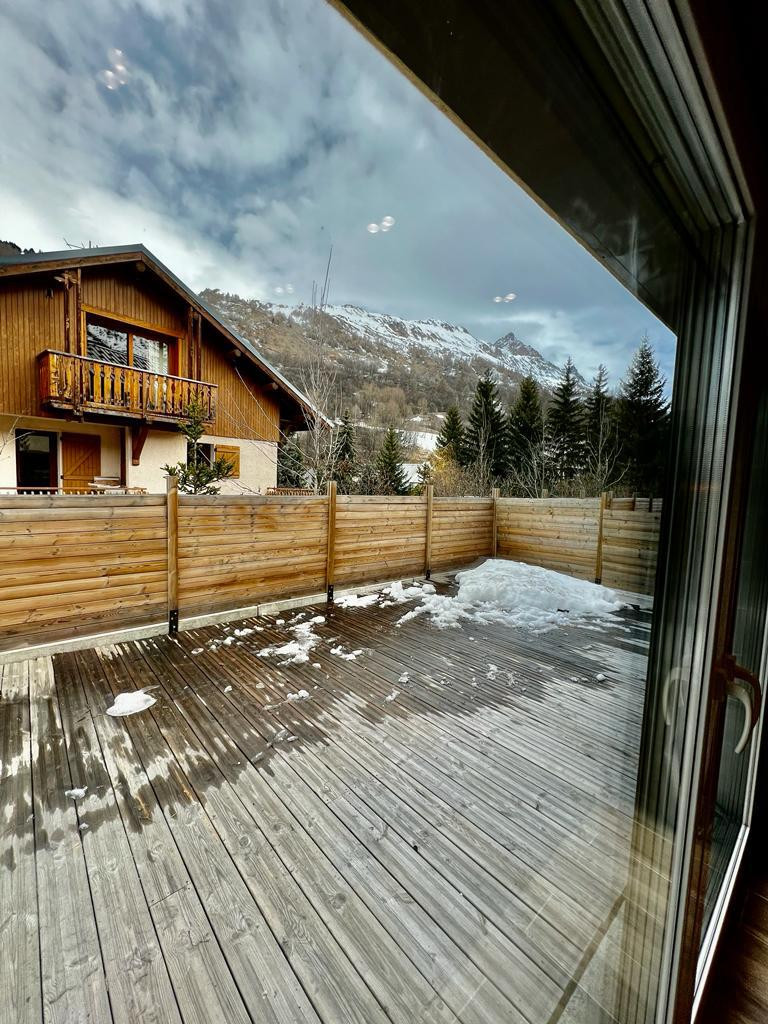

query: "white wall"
left=126, top=431, right=186, bottom=493
left=201, top=433, right=278, bottom=494
left=0, top=415, right=122, bottom=490
left=0, top=417, right=278, bottom=494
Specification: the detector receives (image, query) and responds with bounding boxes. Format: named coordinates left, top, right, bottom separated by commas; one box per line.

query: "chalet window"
left=15, top=430, right=57, bottom=492
left=87, top=321, right=128, bottom=365
left=133, top=332, right=170, bottom=374
left=188, top=441, right=214, bottom=466
left=86, top=314, right=175, bottom=374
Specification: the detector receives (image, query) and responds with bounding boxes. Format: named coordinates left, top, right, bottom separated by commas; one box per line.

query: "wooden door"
left=61, top=434, right=101, bottom=493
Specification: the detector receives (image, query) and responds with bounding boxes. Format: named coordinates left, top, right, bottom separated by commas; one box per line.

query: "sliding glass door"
left=695, top=390, right=768, bottom=997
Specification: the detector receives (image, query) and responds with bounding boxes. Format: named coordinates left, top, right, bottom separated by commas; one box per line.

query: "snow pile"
left=336, top=592, right=379, bottom=609
left=397, top=559, right=624, bottom=632
left=381, top=581, right=436, bottom=605
left=287, top=689, right=310, bottom=701
left=257, top=615, right=325, bottom=665
left=65, top=787, right=87, bottom=800
left=106, top=690, right=157, bottom=717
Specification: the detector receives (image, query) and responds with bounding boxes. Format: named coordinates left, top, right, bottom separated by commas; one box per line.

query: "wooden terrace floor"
left=1, top=577, right=652, bottom=1024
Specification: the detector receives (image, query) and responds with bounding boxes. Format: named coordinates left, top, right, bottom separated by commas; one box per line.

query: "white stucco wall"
left=0, top=415, right=123, bottom=490
left=125, top=431, right=186, bottom=493
left=200, top=434, right=278, bottom=494
left=0, top=417, right=278, bottom=494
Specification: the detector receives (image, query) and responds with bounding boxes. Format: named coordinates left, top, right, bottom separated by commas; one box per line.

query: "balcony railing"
left=38, top=350, right=217, bottom=423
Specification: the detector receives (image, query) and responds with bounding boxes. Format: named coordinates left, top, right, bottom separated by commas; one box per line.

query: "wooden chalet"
left=0, top=245, right=317, bottom=493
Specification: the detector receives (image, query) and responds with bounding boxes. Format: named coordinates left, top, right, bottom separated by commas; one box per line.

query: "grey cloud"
left=0, top=0, right=675, bottom=390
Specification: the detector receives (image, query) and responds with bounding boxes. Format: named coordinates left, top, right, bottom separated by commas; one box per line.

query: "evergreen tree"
left=332, top=411, right=357, bottom=492
left=276, top=434, right=306, bottom=488
left=375, top=426, right=409, bottom=495
left=464, top=371, right=508, bottom=483
left=162, top=397, right=234, bottom=494
left=416, top=461, right=433, bottom=492
left=616, top=336, right=669, bottom=493
left=583, top=365, right=623, bottom=491
left=547, top=357, right=584, bottom=480
left=584, top=365, right=610, bottom=450
left=507, top=376, right=544, bottom=472
left=435, top=406, right=466, bottom=464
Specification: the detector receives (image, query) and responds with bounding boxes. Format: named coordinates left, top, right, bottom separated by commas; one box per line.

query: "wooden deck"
left=1, top=577, right=651, bottom=1024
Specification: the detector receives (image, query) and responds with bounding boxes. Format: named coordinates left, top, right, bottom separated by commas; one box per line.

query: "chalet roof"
left=0, top=244, right=329, bottom=428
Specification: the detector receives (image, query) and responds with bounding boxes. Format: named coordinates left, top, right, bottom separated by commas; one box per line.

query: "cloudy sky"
left=0, top=0, right=676, bottom=386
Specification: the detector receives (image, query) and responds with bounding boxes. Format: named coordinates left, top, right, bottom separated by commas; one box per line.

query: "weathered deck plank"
left=0, top=661, right=41, bottom=1024
left=28, top=657, right=113, bottom=1024
left=68, top=648, right=258, bottom=1024
left=6, top=574, right=653, bottom=1024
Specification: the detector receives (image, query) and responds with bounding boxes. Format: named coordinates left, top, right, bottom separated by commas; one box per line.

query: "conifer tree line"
left=277, top=335, right=670, bottom=498
left=433, top=335, right=670, bottom=497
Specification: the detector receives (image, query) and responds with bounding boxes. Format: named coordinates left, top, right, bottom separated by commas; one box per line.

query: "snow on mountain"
left=266, top=300, right=566, bottom=389
left=488, top=332, right=566, bottom=390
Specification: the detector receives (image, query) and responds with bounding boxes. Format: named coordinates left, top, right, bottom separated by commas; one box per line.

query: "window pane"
left=133, top=334, right=170, bottom=373
left=16, top=430, right=55, bottom=489
left=87, top=322, right=128, bottom=365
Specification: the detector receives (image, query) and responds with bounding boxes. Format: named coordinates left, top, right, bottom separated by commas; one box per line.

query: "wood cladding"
left=199, top=325, right=281, bottom=441
left=0, top=277, right=66, bottom=416
left=81, top=265, right=185, bottom=335
left=1, top=263, right=281, bottom=441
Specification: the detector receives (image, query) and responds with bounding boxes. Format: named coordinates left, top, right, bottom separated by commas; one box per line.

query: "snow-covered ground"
left=407, top=430, right=439, bottom=452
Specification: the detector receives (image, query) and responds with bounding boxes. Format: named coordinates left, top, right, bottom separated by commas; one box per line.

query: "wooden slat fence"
left=601, top=505, right=662, bottom=594
left=497, top=498, right=601, bottom=580
left=177, top=494, right=329, bottom=617
left=0, top=495, right=168, bottom=651
left=0, top=490, right=661, bottom=654
left=334, top=495, right=431, bottom=587
left=432, top=497, right=494, bottom=571
left=497, top=494, right=661, bottom=594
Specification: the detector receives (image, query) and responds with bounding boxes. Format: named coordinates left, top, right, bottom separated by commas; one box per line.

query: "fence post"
left=325, top=480, right=337, bottom=602
left=595, top=490, right=607, bottom=584
left=166, top=474, right=179, bottom=634
left=424, top=483, right=434, bottom=579
left=491, top=486, right=500, bottom=557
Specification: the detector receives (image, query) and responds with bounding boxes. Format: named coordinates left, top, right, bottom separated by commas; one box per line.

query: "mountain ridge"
left=200, top=287, right=568, bottom=428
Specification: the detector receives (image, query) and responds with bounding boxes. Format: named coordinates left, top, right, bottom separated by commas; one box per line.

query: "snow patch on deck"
left=397, top=559, right=624, bottom=632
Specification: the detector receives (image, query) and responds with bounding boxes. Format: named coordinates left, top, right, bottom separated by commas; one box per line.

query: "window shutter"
left=215, top=444, right=240, bottom=478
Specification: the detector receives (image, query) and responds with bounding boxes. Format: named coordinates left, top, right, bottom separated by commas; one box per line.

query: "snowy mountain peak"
left=201, top=287, right=572, bottom=424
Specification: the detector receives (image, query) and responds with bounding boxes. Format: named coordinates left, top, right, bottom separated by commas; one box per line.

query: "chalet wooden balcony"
left=38, top=350, right=217, bottom=424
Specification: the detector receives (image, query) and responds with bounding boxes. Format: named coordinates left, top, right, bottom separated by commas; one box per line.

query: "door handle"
left=727, top=680, right=753, bottom=754
left=716, top=655, right=763, bottom=755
